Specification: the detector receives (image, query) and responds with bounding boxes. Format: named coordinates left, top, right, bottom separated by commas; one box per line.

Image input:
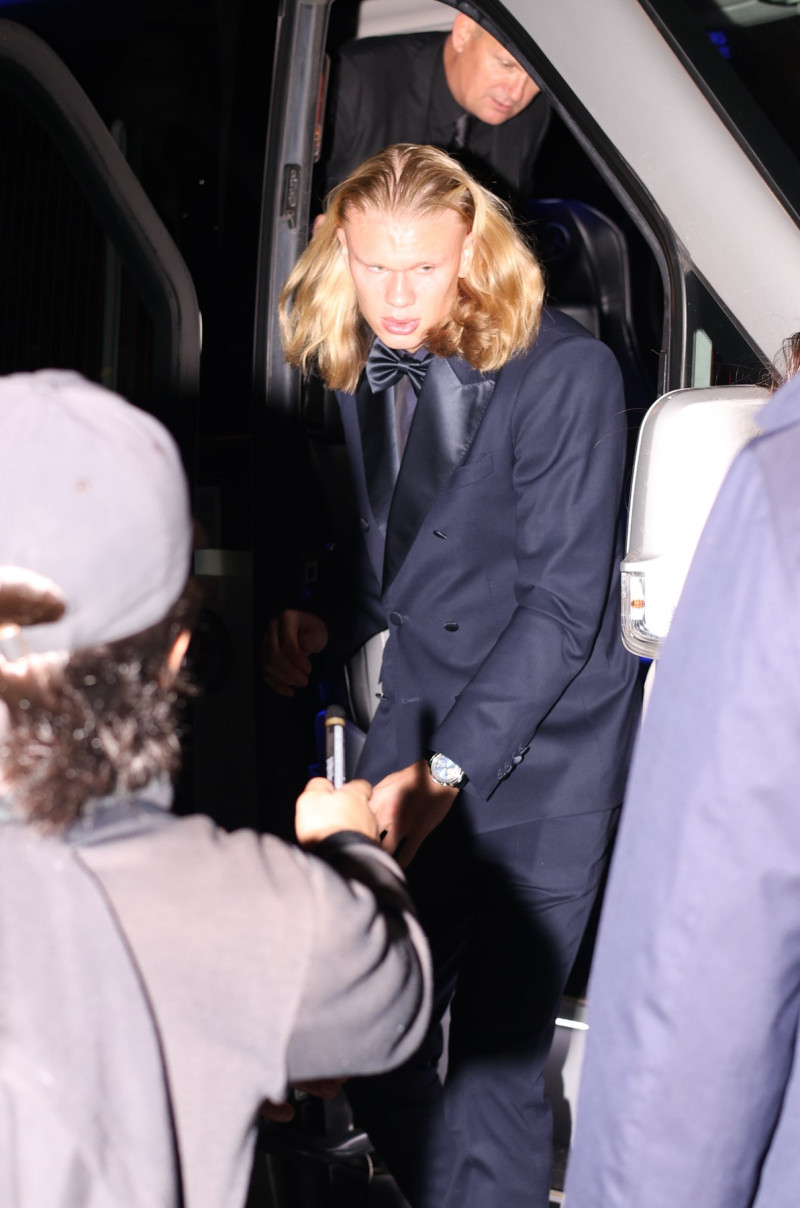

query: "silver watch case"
left=428, top=751, right=465, bottom=788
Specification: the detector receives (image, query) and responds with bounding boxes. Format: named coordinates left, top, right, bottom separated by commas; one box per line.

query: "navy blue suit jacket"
left=336, top=309, right=640, bottom=833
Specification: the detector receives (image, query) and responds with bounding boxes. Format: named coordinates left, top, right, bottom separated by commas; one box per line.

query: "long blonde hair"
left=280, top=144, right=545, bottom=392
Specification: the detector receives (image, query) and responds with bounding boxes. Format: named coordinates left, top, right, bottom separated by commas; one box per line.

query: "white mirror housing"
left=621, top=384, right=770, bottom=658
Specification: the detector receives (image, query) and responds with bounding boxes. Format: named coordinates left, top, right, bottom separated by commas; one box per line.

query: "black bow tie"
left=365, top=339, right=433, bottom=396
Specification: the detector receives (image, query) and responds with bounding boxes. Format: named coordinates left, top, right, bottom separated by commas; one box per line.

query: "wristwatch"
left=428, top=751, right=467, bottom=789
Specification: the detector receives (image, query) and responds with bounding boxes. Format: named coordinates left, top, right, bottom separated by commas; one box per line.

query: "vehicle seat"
left=527, top=198, right=654, bottom=422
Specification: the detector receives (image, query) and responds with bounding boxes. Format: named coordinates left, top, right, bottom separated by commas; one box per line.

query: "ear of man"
left=449, top=13, right=481, bottom=55
left=166, top=629, right=192, bottom=678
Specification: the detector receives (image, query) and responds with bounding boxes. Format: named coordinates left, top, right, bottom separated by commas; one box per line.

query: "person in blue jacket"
left=267, top=143, right=641, bottom=1208
left=565, top=340, right=800, bottom=1208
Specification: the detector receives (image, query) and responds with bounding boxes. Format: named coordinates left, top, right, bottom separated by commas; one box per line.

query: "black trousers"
left=346, top=804, right=619, bottom=1208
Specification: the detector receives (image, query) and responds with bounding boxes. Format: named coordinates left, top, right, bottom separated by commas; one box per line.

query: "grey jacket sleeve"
left=284, top=833, right=432, bottom=1081
left=79, top=815, right=431, bottom=1208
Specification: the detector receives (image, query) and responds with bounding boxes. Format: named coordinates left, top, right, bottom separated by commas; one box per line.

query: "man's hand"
left=370, top=759, right=458, bottom=868
left=260, top=1078, right=346, bottom=1123
left=295, top=776, right=379, bottom=847
left=262, top=609, right=328, bottom=697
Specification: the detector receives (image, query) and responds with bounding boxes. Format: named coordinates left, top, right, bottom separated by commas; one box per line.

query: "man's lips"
left=382, top=317, right=420, bottom=335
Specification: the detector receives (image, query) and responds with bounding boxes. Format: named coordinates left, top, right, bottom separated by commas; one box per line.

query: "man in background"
left=324, top=13, right=548, bottom=209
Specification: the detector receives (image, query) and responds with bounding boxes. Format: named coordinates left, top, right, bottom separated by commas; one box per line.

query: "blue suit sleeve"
left=432, top=332, right=630, bottom=800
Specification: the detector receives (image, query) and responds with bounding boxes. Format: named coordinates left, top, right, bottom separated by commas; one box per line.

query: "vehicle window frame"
left=458, top=0, right=797, bottom=386
left=449, top=0, right=681, bottom=388
left=0, top=17, right=201, bottom=401
left=252, top=0, right=332, bottom=421
left=638, top=0, right=800, bottom=230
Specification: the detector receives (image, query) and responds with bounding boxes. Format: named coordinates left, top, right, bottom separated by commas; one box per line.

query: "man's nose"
left=506, top=69, right=530, bottom=103
left=386, top=272, right=413, bottom=307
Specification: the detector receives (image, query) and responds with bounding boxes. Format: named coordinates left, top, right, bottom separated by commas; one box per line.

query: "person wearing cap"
left=323, top=14, right=548, bottom=211
left=267, top=145, right=641, bottom=1208
left=0, top=369, right=432, bottom=1208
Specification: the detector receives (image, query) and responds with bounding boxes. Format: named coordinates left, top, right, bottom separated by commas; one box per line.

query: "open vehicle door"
left=0, top=19, right=200, bottom=410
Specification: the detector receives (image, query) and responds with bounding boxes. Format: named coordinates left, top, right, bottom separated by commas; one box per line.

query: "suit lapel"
left=383, top=357, right=497, bottom=590
left=355, top=374, right=399, bottom=538
left=337, top=385, right=389, bottom=587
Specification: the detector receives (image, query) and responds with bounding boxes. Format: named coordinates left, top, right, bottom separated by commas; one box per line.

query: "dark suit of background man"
left=324, top=13, right=549, bottom=207
left=267, top=144, right=641, bottom=1208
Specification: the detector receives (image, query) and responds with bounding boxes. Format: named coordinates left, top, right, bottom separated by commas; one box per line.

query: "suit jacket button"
left=389, top=611, right=403, bottom=626
left=444, top=622, right=459, bottom=632
left=360, top=517, right=370, bottom=531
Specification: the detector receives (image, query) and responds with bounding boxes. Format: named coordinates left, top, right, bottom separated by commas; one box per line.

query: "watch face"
left=430, top=752, right=463, bottom=786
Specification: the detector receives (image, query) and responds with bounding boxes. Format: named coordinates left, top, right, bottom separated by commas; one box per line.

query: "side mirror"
left=621, top=384, right=770, bottom=659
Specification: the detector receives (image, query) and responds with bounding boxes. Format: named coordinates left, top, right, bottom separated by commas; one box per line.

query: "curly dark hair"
left=770, top=332, right=800, bottom=393
left=0, top=579, right=201, bottom=831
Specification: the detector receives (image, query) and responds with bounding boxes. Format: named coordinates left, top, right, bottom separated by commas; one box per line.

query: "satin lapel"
left=383, top=357, right=498, bottom=590
left=355, top=374, right=400, bottom=537
left=338, top=385, right=388, bottom=587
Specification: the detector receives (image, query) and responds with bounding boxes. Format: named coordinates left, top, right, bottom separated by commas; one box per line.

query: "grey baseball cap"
left=0, top=370, right=192, bottom=659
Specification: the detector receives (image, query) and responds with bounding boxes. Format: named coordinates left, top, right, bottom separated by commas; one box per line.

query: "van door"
left=0, top=18, right=201, bottom=414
